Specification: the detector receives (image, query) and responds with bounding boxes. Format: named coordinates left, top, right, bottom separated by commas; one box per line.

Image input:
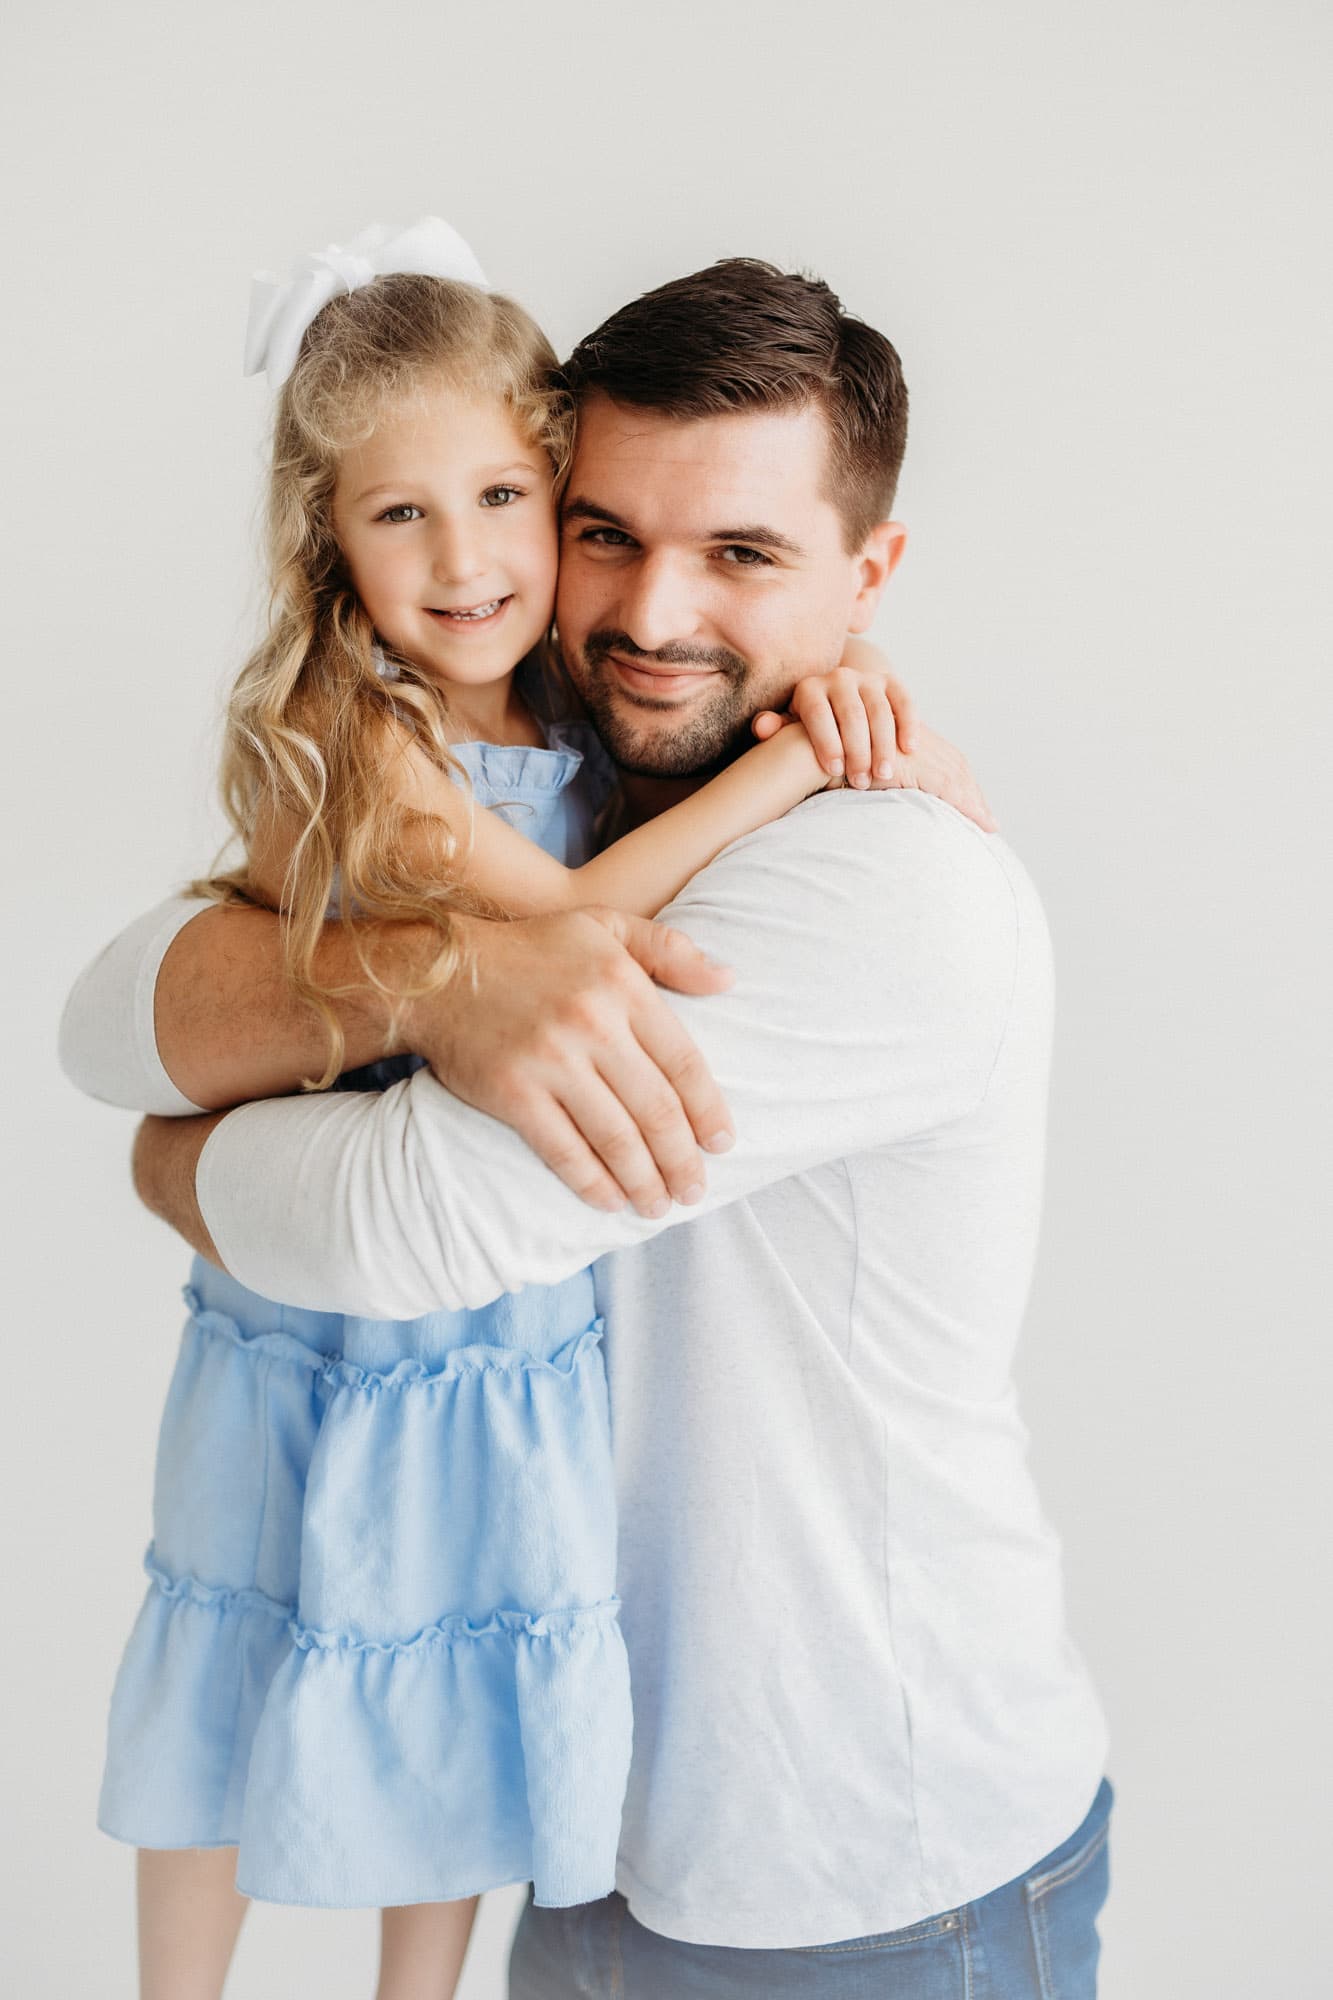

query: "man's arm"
left=132, top=1110, right=227, bottom=1265
left=62, top=896, right=737, bottom=1213
left=58, top=895, right=446, bottom=1113
left=168, top=793, right=1025, bottom=1319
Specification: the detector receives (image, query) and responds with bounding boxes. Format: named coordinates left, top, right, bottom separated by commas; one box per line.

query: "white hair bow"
left=243, top=217, right=490, bottom=388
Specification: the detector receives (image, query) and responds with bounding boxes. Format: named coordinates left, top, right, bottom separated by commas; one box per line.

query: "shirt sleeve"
left=58, top=895, right=212, bottom=1115
left=197, top=792, right=1024, bottom=1316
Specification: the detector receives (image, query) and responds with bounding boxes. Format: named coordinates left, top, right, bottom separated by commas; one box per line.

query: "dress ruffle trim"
left=452, top=731, right=588, bottom=802
left=142, top=1549, right=292, bottom=1623
left=292, top=1597, right=621, bottom=1655
left=140, top=1548, right=619, bottom=1656
left=237, top=1595, right=633, bottom=1909
left=181, top=1286, right=605, bottom=1394
left=181, top=1288, right=330, bottom=1373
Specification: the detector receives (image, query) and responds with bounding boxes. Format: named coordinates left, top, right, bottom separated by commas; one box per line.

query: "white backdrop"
left=3, top=3, right=1329, bottom=1996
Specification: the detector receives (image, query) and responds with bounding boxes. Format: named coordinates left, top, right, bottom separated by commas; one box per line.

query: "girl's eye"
left=377, top=505, right=424, bottom=524
left=718, top=545, right=772, bottom=567
left=481, top=485, right=523, bottom=507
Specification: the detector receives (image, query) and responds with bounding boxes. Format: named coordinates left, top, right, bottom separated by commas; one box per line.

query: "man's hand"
left=405, top=908, right=736, bottom=1219
left=132, top=1112, right=229, bottom=1266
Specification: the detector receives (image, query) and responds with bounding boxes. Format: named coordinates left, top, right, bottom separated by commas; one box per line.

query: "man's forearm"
left=132, top=1113, right=229, bottom=1265
left=156, top=903, right=439, bottom=1109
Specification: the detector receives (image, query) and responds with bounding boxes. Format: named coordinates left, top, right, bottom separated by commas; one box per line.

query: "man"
left=64, top=261, right=1110, bottom=1995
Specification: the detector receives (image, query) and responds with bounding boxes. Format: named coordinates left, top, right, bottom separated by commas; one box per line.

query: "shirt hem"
left=613, top=1754, right=1110, bottom=1949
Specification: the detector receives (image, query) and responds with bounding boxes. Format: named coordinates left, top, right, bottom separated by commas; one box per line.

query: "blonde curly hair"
left=191, top=274, right=572, bottom=1088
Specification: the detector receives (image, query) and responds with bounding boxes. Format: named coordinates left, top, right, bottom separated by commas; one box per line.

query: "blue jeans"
left=510, top=1778, right=1112, bottom=1998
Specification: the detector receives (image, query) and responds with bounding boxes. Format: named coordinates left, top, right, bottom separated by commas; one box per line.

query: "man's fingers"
left=511, top=1095, right=631, bottom=1213
left=633, top=1011, right=735, bottom=1158
left=593, top=1040, right=710, bottom=1212
left=619, top=920, right=736, bottom=1155
left=461, top=909, right=735, bottom=1208
left=609, top=912, right=734, bottom=996
left=558, top=1067, right=681, bottom=1218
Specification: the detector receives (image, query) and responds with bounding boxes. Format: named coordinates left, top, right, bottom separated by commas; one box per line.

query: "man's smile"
left=610, top=653, right=722, bottom=701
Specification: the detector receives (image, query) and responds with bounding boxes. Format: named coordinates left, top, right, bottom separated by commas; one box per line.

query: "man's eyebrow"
left=562, top=496, right=635, bottom=531
left=562, top=496, right=805, bottom=557
left=708, top=523, right=806, bottom=557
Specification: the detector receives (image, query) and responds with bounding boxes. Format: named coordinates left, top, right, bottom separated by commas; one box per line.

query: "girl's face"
left=331, top=378, right=558, bottom=692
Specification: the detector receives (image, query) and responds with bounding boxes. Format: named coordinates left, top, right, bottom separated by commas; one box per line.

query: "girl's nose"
left=430, top=520, right=488, bottom=587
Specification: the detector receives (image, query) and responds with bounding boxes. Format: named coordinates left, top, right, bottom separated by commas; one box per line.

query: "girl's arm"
left=362, top=715, right=834, bottom=922
left=251, top=654, right=985, bottom=926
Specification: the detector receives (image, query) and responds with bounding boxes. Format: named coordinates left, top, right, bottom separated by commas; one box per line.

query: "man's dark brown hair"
left=562, top=258, right=909, bottom=552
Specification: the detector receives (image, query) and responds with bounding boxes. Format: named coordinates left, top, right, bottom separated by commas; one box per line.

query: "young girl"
left=94, top=221, right=982, bottom=2000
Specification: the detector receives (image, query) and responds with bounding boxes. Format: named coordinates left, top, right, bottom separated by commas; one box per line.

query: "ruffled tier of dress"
left=238, top=1597, right=630, bottom=1907
left=99, top=1261, right=632, bottom=1908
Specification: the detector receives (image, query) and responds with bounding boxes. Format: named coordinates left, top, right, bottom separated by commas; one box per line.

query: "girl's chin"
left=386, top=606, right=551, bottom=687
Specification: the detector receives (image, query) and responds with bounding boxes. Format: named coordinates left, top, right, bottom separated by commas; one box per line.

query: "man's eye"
left=377, top=505, right=424, bottom=524
left=718, top=545, right=771, bottom=567
left=579, top=527, right=632, bottom=547
left=481, top=485, right=523, bottom=507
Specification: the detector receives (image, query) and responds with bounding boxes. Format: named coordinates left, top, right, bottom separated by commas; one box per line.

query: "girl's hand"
left=751, top=660, right=917, bottom=787
left=882, top=722, right=997, bottom=832
left=752, top=656, right=997, bottom=833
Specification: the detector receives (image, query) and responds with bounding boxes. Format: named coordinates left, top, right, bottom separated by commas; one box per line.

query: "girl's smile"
left=426, top=593, right=513, bottom=627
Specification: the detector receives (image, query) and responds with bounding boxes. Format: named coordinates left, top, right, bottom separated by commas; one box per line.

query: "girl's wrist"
left=756, top=719, right=831, bottom=799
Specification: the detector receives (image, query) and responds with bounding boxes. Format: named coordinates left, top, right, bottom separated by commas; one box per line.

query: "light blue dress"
left=98, top=725, right=633, bottom=1909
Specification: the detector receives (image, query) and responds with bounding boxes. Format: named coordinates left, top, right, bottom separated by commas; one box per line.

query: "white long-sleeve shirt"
left=60, top=788, right=1108, bottom=1947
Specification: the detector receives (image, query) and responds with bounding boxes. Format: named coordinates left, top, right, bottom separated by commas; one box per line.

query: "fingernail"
left=594, top=1194, right=628, bottom=1213
left=851, top=773, right=869, bottom=790
left=703, top=1131, right=734, bottom=1154
left=829, top=759, right=844, bottom=777
left=679, top=1182, right=705, bottom=1205
left=875, top=762, right=894, bottom=780
left=642, top=1197, right=670, bottom=1220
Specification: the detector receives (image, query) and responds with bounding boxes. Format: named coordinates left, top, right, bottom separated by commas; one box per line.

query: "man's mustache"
left=581, top=630, right=748, bottom=682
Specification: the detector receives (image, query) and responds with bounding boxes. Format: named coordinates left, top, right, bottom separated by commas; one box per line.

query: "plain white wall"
left=4, top=3, right=1329, bottom=1995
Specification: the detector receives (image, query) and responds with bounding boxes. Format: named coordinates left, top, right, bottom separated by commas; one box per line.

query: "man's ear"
left=846, top=521, right=907, bottom=634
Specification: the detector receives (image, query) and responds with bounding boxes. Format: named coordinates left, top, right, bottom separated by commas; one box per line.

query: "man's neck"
left=616, top=770, right=710, bottom=830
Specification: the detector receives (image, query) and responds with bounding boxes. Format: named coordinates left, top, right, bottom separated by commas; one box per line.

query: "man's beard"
left=570, top=629, right=759, bottom=779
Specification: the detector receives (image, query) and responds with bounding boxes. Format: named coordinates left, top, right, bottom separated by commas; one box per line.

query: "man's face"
left=556, top=394, right=898, bottom=778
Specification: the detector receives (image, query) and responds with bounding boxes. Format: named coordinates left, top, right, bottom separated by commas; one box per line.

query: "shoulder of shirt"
left=698, top=786, right=1034, bottom=902
left=662, top=787, right=1048, bottom=993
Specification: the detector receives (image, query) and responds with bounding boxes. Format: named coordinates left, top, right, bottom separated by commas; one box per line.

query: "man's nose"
left=613, top=551, right=701, bottom=656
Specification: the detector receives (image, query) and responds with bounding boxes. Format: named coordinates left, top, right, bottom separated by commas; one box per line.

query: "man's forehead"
left=566, top=394, right=839, bottom=536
